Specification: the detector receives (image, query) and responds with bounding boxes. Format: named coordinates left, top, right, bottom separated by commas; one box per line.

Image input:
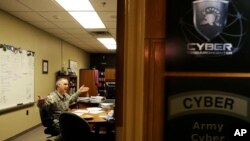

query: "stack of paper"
left=78, top=97, right=90, bottom=102
left=72, top=109, right=88, bottom=116
left=90, top=96, right=105, bottom=103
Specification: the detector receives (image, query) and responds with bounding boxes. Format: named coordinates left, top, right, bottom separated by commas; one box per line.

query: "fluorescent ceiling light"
left=97, top=38, right=117, bottom=50
left=55, top=0, right=105, bottom=29
left=104, top=44, right=116, bottom=50
left=69, top=12, right=105, bottom=29
left=97, top=38, right=116, bottom=44
left=55, top=0, right=94, bottom=11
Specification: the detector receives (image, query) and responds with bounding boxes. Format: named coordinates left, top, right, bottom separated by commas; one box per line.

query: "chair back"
left=39, top=108, right=54, bottom=127
left=39, top=107, right=59, bottom=136
left=59, top=112, right=92, bottom=141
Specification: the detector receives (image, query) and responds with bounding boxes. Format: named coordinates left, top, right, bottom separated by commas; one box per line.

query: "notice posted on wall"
left=165, top=77, right=250, bottom=141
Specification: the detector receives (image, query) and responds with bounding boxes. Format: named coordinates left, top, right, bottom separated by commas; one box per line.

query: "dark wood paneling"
left=144, top=0, right=166, bottom=140
left=145, top=0, right=166, bottom=38
left=144, top=39, right=165, bottom=141
left=115, top=0, right=125, bottom=126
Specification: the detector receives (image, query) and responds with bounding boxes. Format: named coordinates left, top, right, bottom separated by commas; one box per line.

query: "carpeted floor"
left=5, top=125, right=57, bottom=141
left=5, top=124, right=115, bottom=141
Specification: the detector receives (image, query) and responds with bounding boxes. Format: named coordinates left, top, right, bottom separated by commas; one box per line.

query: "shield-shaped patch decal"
left=193, top=0, right=229, bottom=41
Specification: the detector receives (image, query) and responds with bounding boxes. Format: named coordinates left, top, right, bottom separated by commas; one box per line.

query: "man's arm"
left=68, top=85, right=89, bottom=104
left=37, top=95, right=53, bottom=110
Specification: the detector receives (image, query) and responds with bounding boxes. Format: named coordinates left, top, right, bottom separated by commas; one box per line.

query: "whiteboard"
left=0, top=47, right=35, bottom=112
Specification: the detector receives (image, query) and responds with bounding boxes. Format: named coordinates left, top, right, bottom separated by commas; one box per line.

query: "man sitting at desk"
left=37, top=78, right=89, bottom=138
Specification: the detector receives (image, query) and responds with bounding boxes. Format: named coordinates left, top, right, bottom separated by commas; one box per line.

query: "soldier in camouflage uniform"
left=37, top=78, right=89, bottom=137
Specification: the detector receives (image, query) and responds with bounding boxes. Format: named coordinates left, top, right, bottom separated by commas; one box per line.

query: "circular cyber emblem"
left=181, top=0, right=247, bottom=57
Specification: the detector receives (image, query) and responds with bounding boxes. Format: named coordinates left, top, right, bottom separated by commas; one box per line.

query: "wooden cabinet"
left=56, top=75, right=77, bottom=94
left=79, top=69, right=98, bottom=96
left=105, top=68, right=116, bottom=81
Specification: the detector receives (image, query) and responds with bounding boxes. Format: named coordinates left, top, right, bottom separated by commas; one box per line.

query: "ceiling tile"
left=63, top=28, right=89, bottom=34
left=98, top=12, right=116, bottom=22
left=88, top=40, right=103, bottom=46
left=18, top=0, right=64, bottom=11
left=52, top=21, right=82, bottom=28
left=29, top=21, right=58, bottom=28
left=64, top=38, right=82, bottom=44
left=43, top=28, right=67, bottom=34
left=90, top=0, right=117, bottom=12
left=0, top=0, right=32, bottom=11
left=76, top=41, right=88, bottom=46
left=56, top=34, right=76, bottom=39
left=74, top=35, right=94, bottom=40
left=79, top=37, right=98, bottom=42
left=108, top=28, right=116, bottom=38
left=38, top=11, right=74, bottom=22
left=9, top=11, right=47, bottom=21
left=104, top=21, right=116, bottom=28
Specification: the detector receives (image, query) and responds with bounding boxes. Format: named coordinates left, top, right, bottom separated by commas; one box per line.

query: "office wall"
left=0, top=10, right=89, bottom=140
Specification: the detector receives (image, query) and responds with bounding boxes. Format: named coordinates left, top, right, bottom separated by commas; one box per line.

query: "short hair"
left=56, top=78, right=68, bottom=87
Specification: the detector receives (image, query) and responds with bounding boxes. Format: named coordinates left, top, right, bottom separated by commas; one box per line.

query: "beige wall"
left=0, top=10, right=90, bottom=140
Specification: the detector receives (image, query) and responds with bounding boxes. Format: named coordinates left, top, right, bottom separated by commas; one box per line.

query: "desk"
left=71, top=108, right=110, bottom=123
left=77, top=102, right=100, bottom=108
left=69, top=101, right=99, bottom=109
left=70, top=108, right=114, bottom=135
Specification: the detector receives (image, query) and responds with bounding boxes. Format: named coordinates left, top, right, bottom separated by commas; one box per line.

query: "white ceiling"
left=0, top=0, right=117, bottom=53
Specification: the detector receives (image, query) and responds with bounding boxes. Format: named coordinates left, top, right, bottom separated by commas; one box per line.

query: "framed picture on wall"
left=69, top=60, right=77, bottom=74
left=42, top=60, right=48, bottom=74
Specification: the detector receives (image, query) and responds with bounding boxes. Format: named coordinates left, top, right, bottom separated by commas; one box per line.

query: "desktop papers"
left=72, top=109, right=88, bottom=116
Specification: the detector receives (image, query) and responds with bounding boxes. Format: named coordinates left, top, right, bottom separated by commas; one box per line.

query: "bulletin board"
left=0, top=45, right=35, bottom=112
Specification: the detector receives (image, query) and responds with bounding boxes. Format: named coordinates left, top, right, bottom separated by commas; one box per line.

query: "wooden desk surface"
left=71, top=108, right=115, bottom=135
left=70, top=108, right=111, bottom=124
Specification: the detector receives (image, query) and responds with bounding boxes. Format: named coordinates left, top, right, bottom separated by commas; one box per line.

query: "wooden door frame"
left=116, top=0, right=165, bottom=141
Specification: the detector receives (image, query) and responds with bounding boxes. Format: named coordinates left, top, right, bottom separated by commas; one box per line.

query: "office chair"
left=59, top=112, right=93, bottom=141
left=39, top=108, right=60, bottom=138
